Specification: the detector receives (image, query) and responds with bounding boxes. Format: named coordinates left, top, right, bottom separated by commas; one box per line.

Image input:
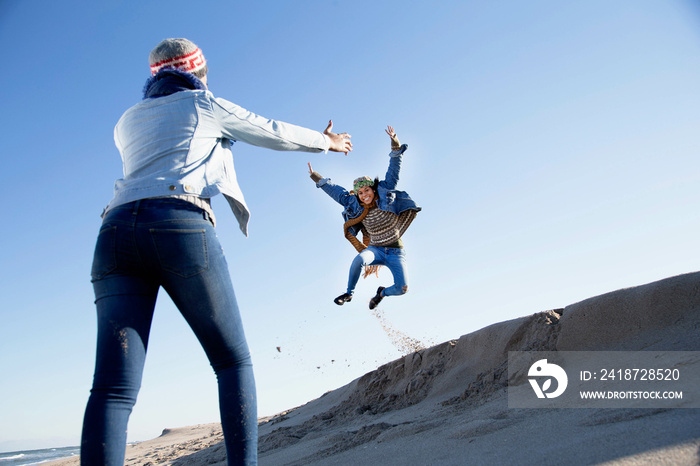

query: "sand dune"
left=52, top=272, right=700, bottom=465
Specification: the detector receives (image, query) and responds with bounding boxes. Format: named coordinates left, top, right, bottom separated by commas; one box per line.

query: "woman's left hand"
left=385, top=125, right=400, bottom=148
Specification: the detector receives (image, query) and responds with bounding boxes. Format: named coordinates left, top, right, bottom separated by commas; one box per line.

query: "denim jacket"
left=109, top=89, right=330, bottom=236
left=315, top=144, right=421, bottom=237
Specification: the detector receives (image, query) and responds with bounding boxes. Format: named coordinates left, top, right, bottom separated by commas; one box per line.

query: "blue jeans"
left=347, top=246, right=408, bottom=297
left=81, top=199, right=257, bottom=466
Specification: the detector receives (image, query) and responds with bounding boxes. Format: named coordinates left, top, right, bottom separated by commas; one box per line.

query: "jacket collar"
left=143, top=68, right=207, bottom=99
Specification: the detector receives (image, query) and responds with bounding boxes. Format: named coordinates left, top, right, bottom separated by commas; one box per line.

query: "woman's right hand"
left=324, top=120, right=353, bottom=155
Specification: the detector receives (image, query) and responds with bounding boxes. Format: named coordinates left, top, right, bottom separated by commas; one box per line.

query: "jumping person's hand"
left=307, top=162, right=314, bottom=176
left=324, top=120, right=353, bottom=155
left=385, top=125, right=400, bottom=150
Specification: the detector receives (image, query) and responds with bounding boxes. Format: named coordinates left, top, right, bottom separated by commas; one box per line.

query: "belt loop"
left=132, top=199, right=141, bottom=216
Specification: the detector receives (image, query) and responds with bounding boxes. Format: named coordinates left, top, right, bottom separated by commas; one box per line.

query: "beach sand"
left=51, top=272, right=700, bottom=465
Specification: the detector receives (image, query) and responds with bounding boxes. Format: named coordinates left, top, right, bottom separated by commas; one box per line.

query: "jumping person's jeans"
left=347, top=246, right=408, bottom=297
left=81, top=198, right=257, bottom=466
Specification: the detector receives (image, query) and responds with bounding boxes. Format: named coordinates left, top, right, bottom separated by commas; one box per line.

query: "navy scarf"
left=143, top=68, right=207, bottom=99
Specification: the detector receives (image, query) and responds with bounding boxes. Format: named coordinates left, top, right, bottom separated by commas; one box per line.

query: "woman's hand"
left=324, top=120, right=353, bottom=155
left=386, top=125, right=400, bottom=149
left=307, top=162, right=314, bottom=176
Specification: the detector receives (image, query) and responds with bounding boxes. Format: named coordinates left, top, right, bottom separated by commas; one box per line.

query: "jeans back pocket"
left=150, top=229, right=209, bottom=278
left=91, top=225, right=118, bottom=281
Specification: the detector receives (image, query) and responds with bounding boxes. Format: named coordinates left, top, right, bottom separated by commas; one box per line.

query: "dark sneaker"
left=369, top=287, right=385, bottom=310
left=334, top=293, right=353, bottom=305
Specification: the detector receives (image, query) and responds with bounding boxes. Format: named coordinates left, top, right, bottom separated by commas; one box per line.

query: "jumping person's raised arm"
left=307, top=162, right=324, bottom=183
left=308, top=162, right=362, bottom=212
left=382, top=125, right=406, bottom=190
left=386, top=125, right=401, bottom=151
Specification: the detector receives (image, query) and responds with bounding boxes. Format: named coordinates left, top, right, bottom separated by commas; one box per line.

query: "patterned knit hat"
left=149, top=38, right=207, bottom=76
left=353, top=176, right=374, bottom=192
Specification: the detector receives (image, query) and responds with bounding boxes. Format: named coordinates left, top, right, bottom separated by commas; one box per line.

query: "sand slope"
left=52, top=272, right=700, bottom=465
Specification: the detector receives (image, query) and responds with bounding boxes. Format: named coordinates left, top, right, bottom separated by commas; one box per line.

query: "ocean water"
left=0, top=446, right=79, bottom=465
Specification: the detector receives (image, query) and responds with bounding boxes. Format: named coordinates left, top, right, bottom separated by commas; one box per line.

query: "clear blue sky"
left=1, top=0, right=699, bottom=452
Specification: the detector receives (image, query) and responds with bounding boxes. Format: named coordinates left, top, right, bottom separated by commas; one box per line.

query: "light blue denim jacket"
left=109, top=89, right=330, bottom=236
left=315, top=144, right=421, bottom=237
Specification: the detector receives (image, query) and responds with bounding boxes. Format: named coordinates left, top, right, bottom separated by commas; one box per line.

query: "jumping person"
left=308, top=126, right=420, bottom=310
left=81, top=38, right=352, bottom=466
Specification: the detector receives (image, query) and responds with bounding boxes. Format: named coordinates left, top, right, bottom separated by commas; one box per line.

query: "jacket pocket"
left=91, top=225, right=118, bottom=281
left=150, top=228, right=209, bottom=278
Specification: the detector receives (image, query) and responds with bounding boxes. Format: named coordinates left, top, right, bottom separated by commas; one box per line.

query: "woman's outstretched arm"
left=382, top=125, right=405, bottom=190
left=308, top=162, right=359, bottom=209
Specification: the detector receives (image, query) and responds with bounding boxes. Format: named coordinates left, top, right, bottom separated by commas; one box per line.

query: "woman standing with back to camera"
left=81, top=38, right=352, bottom=466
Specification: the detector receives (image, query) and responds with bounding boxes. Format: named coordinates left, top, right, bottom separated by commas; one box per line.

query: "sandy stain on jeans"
left=117, top=328, right=129, bottom=355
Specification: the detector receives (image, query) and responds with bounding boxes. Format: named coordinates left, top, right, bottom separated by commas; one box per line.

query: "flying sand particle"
left=371, top=308, right=427, bottom=354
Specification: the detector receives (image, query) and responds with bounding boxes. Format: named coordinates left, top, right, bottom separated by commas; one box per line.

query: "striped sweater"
left=363, top=206, right=417, bottom=248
